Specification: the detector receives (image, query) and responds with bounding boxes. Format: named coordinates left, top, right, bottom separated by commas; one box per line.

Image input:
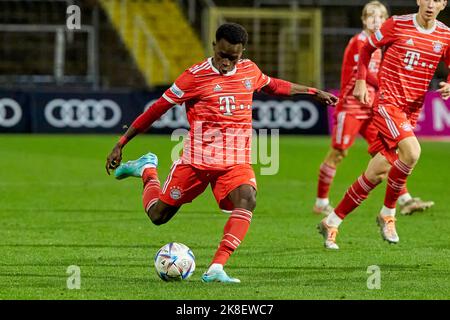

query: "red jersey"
left=367, top=14, right=450, bottom=119
left=162, top=57, right=270, bottom=170
left=337, top=31, right=382, bottom=119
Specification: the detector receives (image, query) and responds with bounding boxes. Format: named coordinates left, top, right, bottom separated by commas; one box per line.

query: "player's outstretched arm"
left=105, top=96, right=174, bottom=175
left=261, top=77, right=338, bottom=105
left=290, top=83, right=339, bottom=106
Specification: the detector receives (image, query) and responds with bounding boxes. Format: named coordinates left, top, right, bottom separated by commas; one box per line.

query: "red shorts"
left=371, top=104, right=417, bottom=164
left=159, top=161, right=257, bottom=211
left=331, top=111, right=378, bottom=154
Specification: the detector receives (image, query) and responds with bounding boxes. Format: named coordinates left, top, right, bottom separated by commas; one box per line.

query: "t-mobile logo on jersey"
left=404, top=50, right=421, bottom=71
left=219, top=96, right=236, bottom=116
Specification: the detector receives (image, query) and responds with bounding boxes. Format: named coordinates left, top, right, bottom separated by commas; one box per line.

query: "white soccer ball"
left=154, top=242, right=195, bottom=281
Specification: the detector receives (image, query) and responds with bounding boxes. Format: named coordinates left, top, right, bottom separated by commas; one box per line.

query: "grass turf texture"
left=1, top=134, right=449, bottom=300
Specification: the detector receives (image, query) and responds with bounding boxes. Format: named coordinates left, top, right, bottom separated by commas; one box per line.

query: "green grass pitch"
left=1, top=134, right=449, bottom=300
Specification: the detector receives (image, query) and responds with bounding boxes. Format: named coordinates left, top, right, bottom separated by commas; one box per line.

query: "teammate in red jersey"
left=318, top=0, right=450, bottom=249
left=106, top=23, right=338, bottom=282
left=314, top=1, right=433, bottom=217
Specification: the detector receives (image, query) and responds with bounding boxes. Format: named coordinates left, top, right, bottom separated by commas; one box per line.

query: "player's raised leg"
left=114, top=152, right=181, bottom=224
left=114, top=152, right=158, bottom=180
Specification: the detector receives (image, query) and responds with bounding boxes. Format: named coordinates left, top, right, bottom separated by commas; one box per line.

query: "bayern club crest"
left=243, top=79, right=253, bottom=90
left=169, top=187, right=182, bottom=200
left=432, top=41, right=443, bottom=53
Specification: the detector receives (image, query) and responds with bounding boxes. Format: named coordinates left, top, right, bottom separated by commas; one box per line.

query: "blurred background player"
left=106, top=23, right=338, bottom=282
left=318, top=0, right=450, bottom=249
left=314, top=0, right=434, bottom=217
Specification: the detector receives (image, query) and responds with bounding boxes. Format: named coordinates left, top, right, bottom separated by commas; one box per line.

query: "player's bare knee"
left=147, top=211, right=166, bottom=226
left=242, top=192, right=257, bottom=211
left=334, top=149, right=347, bottom=165
left=379, top=171, right=389, bottom=181
left=400, top=149, right=420, bottom=167
left=398, top=138, right=421, bottom=167
left=231, top=186, right=256, bottom=211
left=146, top=206, right=167, bottom=225
left=325, top=149, right=346, bottom=167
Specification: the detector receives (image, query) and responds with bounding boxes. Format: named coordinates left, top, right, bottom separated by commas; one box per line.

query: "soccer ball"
left=154, top=242, right=195, bottom=281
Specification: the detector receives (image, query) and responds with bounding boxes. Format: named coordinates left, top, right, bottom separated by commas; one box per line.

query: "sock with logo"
left=211, top=208, right=252, bottom=266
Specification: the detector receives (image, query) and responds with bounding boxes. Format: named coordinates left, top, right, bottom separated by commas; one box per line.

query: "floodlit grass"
left=1, top=134, right=449, bottom=299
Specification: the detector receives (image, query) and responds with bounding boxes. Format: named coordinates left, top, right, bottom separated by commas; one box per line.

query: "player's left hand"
left=106, top=145, right=122, bottom=175
left=314, top=90, right=339, bottom=106
left=437, top=81, right=450, bottom=100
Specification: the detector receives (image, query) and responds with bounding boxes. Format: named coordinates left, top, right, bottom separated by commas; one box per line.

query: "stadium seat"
left=100, top=0, right=205, bottom=86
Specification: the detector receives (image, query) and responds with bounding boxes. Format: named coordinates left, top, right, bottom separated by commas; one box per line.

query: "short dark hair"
left=215, top=23, right=248, bottom=46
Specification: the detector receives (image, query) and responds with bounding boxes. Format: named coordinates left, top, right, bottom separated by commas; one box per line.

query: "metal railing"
left=134, top=16, right=171, bottom=84
left=0, top=23, right=99, bottom=88
left=103, top=0, right=171, bottom=86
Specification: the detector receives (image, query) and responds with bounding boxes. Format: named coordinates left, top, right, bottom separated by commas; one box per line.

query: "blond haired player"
left=318, top=0, right=449, bottom=249
left=314, top=1, right=433, bottom=217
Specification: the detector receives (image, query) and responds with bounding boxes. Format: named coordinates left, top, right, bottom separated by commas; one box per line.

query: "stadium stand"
left=0, top=0, right=447, bottom=89
left=100, top=0, right=205, bottom=87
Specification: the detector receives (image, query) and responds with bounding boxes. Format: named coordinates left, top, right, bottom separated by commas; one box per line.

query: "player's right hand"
left=437, top=81, right=450, bottom=100
left=353, top=80, right=370, bottom=105
left=106, top=145, right=122, bottom=175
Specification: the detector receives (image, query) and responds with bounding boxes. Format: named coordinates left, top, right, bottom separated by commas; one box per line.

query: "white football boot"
left=376, top=214, right=399, bottom=244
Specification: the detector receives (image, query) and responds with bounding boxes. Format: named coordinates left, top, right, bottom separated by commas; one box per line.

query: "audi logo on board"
left=44, top=99, right=122, bottom=128
left=145, top=99, right=320, bottom=130
left=0, top=98, right=22, bottom=127
left=252, top=100, right=319, bottom=129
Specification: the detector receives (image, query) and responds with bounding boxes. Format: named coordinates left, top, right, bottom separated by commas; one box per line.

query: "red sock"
left=142, top=168, right=160, bottom=212
left=212, top=208, right=252, bottom=266
left=334, top=174, right=378, bottom=219
left=384, top=160, right=413, bottom=209
left=317, top=162, right=337, bottom=199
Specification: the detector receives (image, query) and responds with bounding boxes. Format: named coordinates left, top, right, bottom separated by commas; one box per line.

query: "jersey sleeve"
left=162, top=70, right=198, bottom=105
left=443, top=43, right=450, bottom=71
left=252, top=63, right=271, bottom=91
left=367, top=17, right=397, bottom=49
left=351, top=37, right=365, bottom=68
left=444, top=44, right=450, bottom=82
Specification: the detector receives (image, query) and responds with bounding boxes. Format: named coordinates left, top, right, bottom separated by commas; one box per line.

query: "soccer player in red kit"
left=318, top=0, right=450, bottom=249
left=314, top=0, right=433, bottom=217
left=106, top=23, right=338, bottom=281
